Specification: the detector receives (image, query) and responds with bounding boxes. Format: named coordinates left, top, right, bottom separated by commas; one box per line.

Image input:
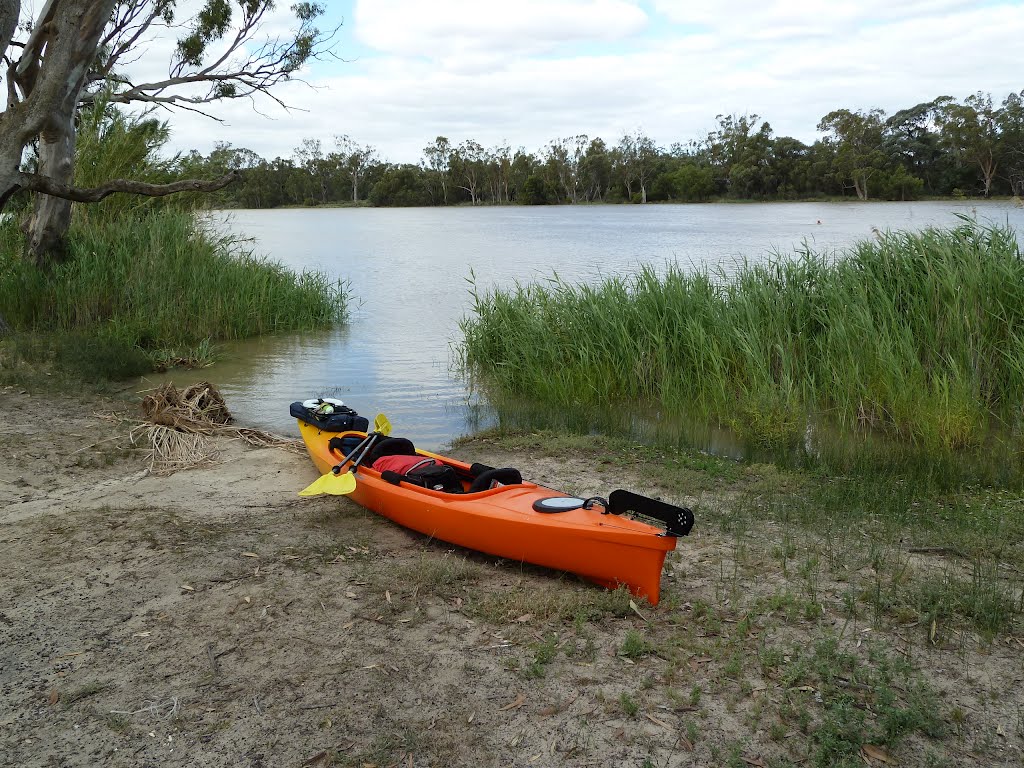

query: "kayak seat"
left=468, top=467, right=523, bottom=493
left=364, top=436, right=418, bottom=467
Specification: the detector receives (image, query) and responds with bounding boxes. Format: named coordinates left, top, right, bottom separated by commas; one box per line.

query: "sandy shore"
left=2, top=387, right=1022, bottom=767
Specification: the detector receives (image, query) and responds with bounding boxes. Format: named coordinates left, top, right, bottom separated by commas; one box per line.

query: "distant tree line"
left=178, top=90, right=1024, bottom=207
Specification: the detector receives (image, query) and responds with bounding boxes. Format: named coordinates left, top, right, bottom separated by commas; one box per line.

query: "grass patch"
left=472, top=582, right=634, bottom=625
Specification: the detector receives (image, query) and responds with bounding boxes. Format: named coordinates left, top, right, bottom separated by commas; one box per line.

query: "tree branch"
left=16, top=169, right=239, bottom=202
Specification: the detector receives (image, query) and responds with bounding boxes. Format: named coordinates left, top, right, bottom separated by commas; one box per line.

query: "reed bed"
left=0, top=209, right=346, bottom=355
left=460, top=220, right=1024, bottom=452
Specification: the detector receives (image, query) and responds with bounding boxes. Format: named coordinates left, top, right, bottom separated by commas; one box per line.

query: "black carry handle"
left=606, top=489, right=694, bottom=537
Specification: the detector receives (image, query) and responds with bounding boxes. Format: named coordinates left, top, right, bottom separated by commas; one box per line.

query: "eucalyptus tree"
left=579, top=138, right=612, bottom=202
left=616, top=130, right=658, bottom=203
left=884, top=98, right=952, bottom=194
left=817, top=108, right=889, bottom=200
left=0, top=0, right=333, bottom=266
left=701, top=113, right=773, bottom=196
left=422, top=136, right=452, bottom=204
left=997, top=90, right=1024, bottom=196
left=335, top=135, right=378, bottom=203
left=937, top=93, right=1002, bottom=197
left=769, top=136, right=811, bottom=198
left=294, top=138, right=339, bottom=205
left=486, top=144, right=512, bottom=204
left=544, top=135, right=589, bottom=204
left=451, top=140, right=486, bottom=205
left=508, top=149, right=538, bottom=202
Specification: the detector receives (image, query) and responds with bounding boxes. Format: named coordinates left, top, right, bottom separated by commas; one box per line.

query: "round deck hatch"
left=532, top=497, right=586, bottom=513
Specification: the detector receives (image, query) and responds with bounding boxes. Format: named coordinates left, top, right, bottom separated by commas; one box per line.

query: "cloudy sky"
left=144, top=0, right=1024, bottom=163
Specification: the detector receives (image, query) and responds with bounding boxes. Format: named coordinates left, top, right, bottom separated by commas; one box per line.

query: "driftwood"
left=134, top=381, right=302, bottom=473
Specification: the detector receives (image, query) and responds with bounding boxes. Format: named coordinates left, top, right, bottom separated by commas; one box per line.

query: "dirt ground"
left=1, top=386, right=1023, bottom=767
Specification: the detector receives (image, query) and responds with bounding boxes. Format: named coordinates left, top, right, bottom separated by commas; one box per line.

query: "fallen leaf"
left=539, top=705, right=559, bottom=716
left=629, top=600, right=648, bottom=622
left=341, top=621, right=354, bottom=630
left=929, top=618, right=937, bottom=645
left=997, top=724, right=1007, bottom=738
left=48, top=689, right=58, bottom=705
left=467, top=712, right=475, bottom=723
left=500, top=693, right=527, bottom=711
left=645, top=713, right=671, bottom=729
left=515, top=613, right=533, bottom=623
left=385, top=590, right=392, bottom=604
left=345, top=591, right=357, bottom=598
left=861, top=744, right=893, bottom=763
left=132, top=631, right=151, bottom=638
left=244, top=596, right=251, bottom=604
left=181, top=585, right=195, bottom=592
left=679, top=736, right=694, bottom=751
left=740, top=756, right=766, bottom=768
left=241, top=552, right=259, bottom=559
left=301, top=750, right=329, bottom=767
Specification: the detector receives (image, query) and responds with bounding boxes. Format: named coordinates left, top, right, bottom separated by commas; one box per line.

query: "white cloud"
left=354, top=0, right=648, bottom=59
left=150, top=0, right=1024, bottom=164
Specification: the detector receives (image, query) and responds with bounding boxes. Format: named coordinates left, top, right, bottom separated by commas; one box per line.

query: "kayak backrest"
left=468, top=467, right=523, bottom=493
left=364, top=436, right=417, bottom=467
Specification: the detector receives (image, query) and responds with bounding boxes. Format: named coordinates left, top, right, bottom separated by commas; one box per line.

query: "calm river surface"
left=185, top=201, right=1024, bottom=450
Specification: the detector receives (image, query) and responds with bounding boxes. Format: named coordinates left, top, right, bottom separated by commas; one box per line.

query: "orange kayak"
left=295, top=418, right=693, bottom=605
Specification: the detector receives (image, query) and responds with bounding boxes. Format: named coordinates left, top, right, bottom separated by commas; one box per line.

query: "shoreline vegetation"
left=253, top=193, right=1024, bottom=211
left=0, top=208, right=347, bottom=383
left=178, top=89, right=1024, bottom=209
left=460, top=220, right=1024, bottom=469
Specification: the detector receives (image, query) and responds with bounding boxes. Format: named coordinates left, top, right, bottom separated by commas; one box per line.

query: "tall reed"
left=0, top=210, right=347, bottom=349
left=460, top=220, right=1024, bottom=451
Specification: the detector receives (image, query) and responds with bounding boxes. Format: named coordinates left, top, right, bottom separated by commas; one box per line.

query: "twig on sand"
left=206, top=643, right=221, bottom=677
left=110, top=696, right=180, bottom=719
left=299, top=701, right=341, bottom=710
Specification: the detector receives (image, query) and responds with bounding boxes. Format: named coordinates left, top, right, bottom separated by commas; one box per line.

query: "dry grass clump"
left=134, top=381, right=302, bottom=473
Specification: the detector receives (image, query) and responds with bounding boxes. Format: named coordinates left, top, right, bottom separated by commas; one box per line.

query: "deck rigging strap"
left=605, top=489, right=694, bottom=537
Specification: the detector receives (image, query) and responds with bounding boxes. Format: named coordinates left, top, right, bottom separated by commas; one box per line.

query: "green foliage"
left=0, top=210, right=347, bottom=378
left=74, top=100, right=181, bottom=223
left=620, top=629, right=654, bottom=659
left=461, top=221, right=1024, bottom=453
left=52, top=330, right=153, bottom=382
left=368, top=165, right=431, bottom=207
left=520, top=174, right=550, bottom=205
left=169, top=87, right=1024, bottom=208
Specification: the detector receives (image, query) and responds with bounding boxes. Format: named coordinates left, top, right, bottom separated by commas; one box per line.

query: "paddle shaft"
left=330, top=431, right=377, bottom=474
left=344, top=429, right=385, bottom=476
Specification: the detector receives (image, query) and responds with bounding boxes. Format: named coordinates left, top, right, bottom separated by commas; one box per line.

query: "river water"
left=174, top=201, right=1024, bottom=450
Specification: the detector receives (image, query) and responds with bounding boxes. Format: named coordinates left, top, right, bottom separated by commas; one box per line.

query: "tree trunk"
left=1, top=0, right=119, bottom=267
left=24, top=106, right=76, bottom=267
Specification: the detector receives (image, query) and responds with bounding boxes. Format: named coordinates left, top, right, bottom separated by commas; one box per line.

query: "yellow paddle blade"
left=374, top=413, right=391, bottom=436
left=298, top=470, right=357, bottom=497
